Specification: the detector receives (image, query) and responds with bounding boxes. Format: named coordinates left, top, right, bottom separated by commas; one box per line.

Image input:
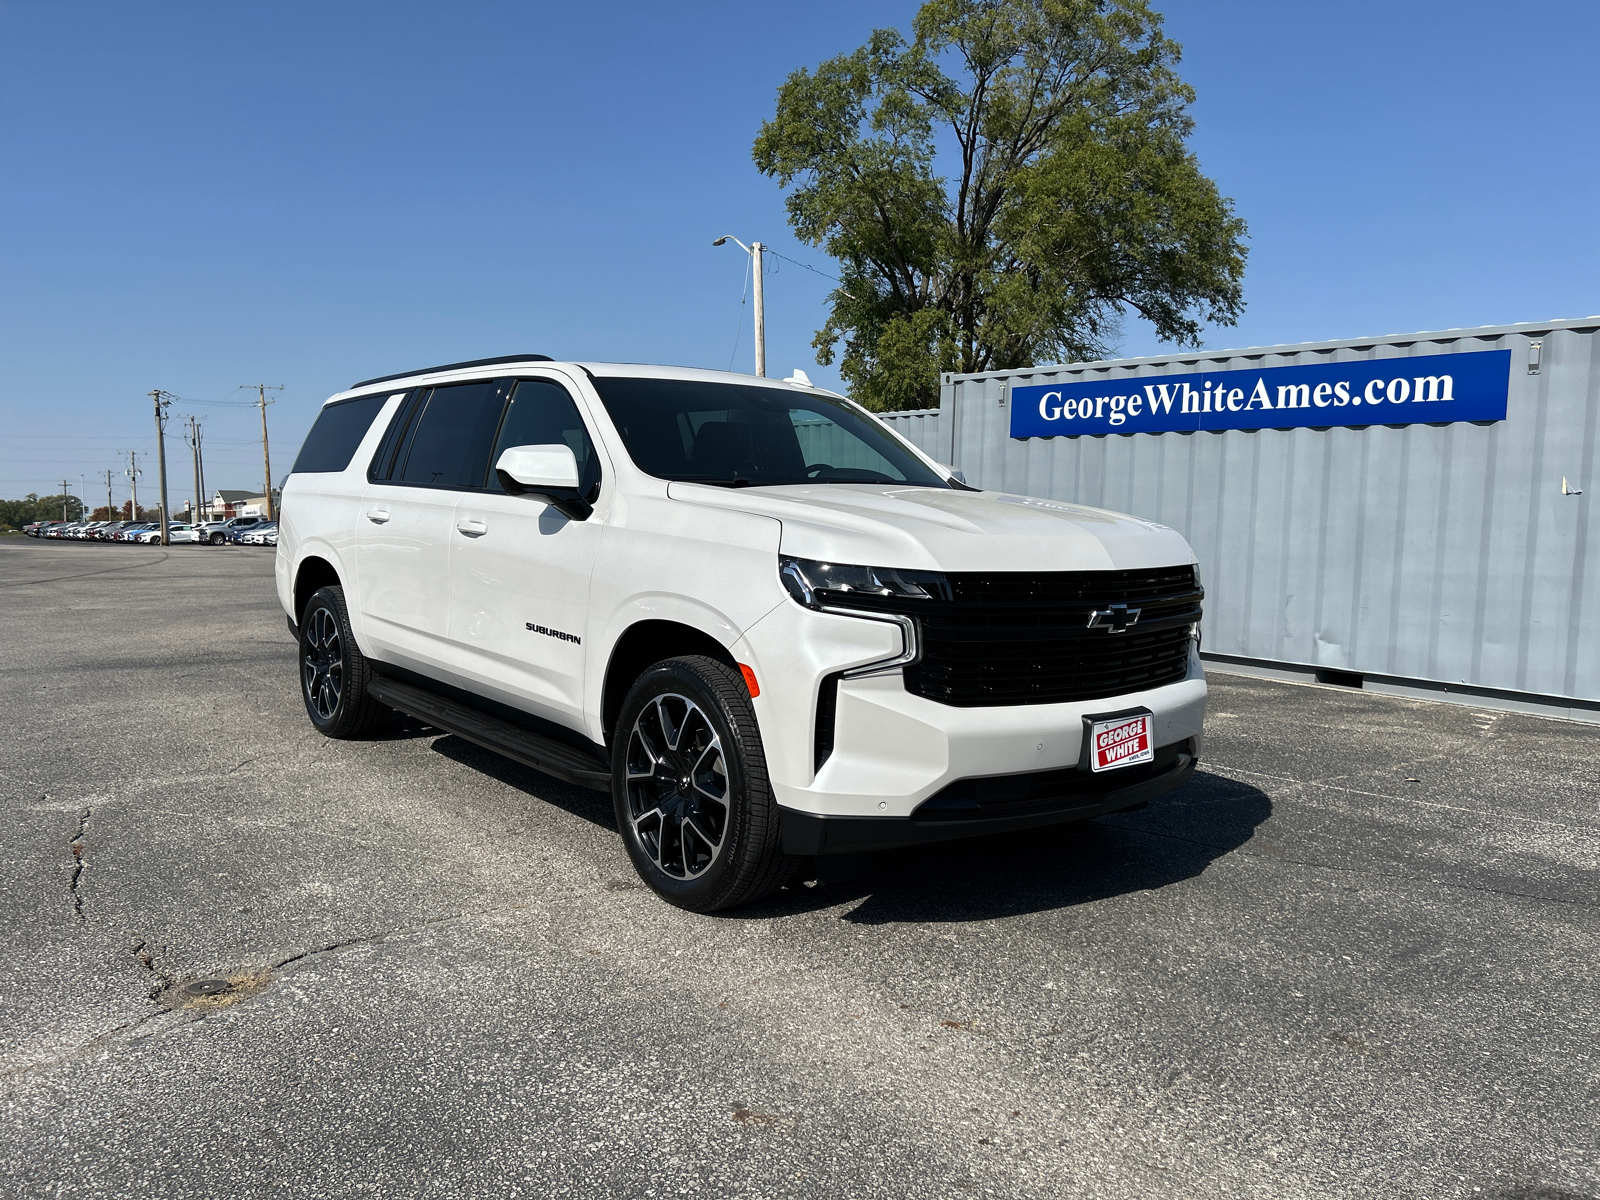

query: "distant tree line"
left=0, top=493, right=83, bottom=530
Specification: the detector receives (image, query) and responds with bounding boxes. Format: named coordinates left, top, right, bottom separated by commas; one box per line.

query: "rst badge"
left=1085, top=710, right=1154, bottom=773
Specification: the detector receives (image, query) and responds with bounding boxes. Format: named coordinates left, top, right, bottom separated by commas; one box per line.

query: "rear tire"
left=612, top=655, right=794, bottom=912
left=298, top=585, right=391, bottom=738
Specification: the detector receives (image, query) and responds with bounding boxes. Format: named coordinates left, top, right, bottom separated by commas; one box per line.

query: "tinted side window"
left=395, top=381, right=507, bottom=489
left=491, top=379, right=601, bottom=497
left=290, top=393, right=393, bottom=474
left=367, top=390, right=421, bottom=482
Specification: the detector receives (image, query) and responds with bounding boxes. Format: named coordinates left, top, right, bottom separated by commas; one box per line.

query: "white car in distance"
left=135, top=523, right=199, bottom=544
left=277, top=355, right=1207, bottom=910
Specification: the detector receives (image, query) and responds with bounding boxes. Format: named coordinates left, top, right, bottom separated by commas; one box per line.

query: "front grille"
left=843, top=565, right=1200, bottom=707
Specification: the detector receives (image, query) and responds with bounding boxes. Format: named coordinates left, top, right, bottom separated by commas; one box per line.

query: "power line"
left=764, top=247, right=849, bottom=289
left=726, top=251, right=752, bottom=372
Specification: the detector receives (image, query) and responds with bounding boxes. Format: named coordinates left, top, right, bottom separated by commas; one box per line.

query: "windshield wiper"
left=691, top=477, right=757, bottom=488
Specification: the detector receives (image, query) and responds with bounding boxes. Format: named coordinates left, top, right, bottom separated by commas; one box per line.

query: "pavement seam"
left=1101, top=821, right=1600, bottom=911
left=1207, top=762, right=1599, bottom=834
left=0, top=1007, right=197, bottom=1086
left=268, top=901, right=533, bottom=972
left=0, top=551, right=172, bottom=588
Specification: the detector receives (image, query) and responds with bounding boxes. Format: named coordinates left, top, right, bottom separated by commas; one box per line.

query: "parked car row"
left=24, top=520, right=183, bottom=542
left=20, top=517, right=277, bottom=546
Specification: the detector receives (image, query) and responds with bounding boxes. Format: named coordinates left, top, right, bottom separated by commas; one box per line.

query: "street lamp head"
left=711, top=237, right=728, bottom=247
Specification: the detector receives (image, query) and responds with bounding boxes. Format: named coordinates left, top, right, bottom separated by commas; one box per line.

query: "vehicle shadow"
left=744, top=768, right=1273, bottom=924
left=427, top=732, right=617, bottom=827
left=377, top=714, right=454, bottom=742
left=421, top=732, right=1272, bottom=925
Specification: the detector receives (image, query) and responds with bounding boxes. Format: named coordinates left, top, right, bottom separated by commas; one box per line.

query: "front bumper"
left=778, top=740, right=1196, bottom=855
left=736, top=597, right=1208, bottom=821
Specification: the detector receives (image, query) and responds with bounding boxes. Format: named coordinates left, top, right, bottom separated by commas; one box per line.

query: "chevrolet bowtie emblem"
left=1087, top=603, right=1141, bottom=633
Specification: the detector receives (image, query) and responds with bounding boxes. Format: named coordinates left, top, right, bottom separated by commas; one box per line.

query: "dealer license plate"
left=1087, top=711, right=1154, bottom=772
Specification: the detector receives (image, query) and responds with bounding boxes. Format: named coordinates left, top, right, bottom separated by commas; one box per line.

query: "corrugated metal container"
left=922, top=319, right=1599, bottom=709
left=878, top=407, right=945, bottom=461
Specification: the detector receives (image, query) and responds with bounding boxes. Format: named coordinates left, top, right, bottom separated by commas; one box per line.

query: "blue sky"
left=3, top=0, right=1596, bottom=502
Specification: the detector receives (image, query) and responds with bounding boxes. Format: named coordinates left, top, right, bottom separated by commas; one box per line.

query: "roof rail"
left=351, top=354, right=555, bottom=390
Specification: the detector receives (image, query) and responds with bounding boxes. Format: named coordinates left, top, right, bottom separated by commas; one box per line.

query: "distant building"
left=201, top=489, right=255, bottom=520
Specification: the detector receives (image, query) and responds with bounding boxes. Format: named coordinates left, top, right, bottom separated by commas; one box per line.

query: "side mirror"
left=494, top=444, right=592, bottom=520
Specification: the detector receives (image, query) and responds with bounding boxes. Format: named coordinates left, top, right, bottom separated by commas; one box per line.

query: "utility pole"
left=150, top=390, right=174, bottom=545
left=712, top=237, right=767, bottom=377
left=240, top=384, right=283, bottom=519
left=126, top=451, right=141, bottom=521
left=751, top=241, right=766, bottom=378
left=59, top=480, right=70, bottom=523
left=103, top=470, right=114, bottom=523
left=184, top=416, right=204, bottom=526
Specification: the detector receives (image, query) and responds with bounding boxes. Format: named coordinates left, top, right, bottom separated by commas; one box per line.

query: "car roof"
left=325, top=360, right=841, bottom=407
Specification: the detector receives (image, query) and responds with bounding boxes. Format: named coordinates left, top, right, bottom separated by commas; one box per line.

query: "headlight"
left=778, top=556, right=949, bottom=610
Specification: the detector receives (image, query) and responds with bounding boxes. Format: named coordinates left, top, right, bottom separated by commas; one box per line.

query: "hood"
left=664, top=482, right=1194, bottom=573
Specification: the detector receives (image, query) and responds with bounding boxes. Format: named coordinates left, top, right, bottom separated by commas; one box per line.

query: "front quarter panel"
left=586, top=488, right=785, bottom=743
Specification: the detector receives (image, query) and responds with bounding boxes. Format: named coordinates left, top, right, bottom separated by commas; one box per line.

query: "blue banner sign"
left=1008, top=349, right=1510, bottom=438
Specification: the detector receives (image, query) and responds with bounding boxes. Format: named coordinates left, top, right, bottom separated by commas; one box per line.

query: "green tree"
left=753, top=0, right=1247, bottom=411
left=0, top=493, right=82, bottom=529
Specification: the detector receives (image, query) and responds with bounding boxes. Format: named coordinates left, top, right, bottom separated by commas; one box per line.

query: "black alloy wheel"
left=297, top=585, right=390, bottom=738
left=302, top=604, right=344, bottom=722
left=612, top=655, right=794, bottom=912
left=625, top=692, right=731, bottom=881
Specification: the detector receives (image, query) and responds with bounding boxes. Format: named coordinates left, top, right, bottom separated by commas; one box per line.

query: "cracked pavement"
left=1, top=536, right=1596, bottom=1199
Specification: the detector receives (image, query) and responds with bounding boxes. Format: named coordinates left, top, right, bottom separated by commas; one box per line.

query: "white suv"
left=277, top=355, right=1207, bottom=910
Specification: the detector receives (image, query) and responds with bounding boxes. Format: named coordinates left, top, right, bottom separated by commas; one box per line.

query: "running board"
left=366, top=676, right=612, bottom=792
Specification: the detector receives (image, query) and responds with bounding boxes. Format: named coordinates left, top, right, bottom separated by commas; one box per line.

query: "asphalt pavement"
left=1, top=536, right=1595, bottom=1199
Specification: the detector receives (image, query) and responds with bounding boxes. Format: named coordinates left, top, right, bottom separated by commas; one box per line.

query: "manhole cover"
left=178, top=978, right=234, bottom=999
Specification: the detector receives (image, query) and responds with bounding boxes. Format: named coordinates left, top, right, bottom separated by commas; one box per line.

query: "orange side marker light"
left=738, top=664, right=760, bottom=697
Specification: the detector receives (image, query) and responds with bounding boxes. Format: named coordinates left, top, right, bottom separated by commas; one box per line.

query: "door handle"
left=366, top=509, right=390, bottom=524
left=455, top=519, right=488, bottom=537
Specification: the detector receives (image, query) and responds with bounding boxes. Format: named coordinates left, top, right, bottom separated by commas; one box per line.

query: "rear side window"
left=290, top=393, right=394, bottom=474
left=395, top=381, right=508, bottom=489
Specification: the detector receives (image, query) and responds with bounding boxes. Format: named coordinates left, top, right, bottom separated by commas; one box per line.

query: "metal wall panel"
left=935, top=320, right=1599, bottom=703
left=879, top=407, right=945, bottom=460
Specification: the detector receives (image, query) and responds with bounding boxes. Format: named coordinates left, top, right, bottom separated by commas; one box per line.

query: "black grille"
left=876, top=565, right=1200, bottom=707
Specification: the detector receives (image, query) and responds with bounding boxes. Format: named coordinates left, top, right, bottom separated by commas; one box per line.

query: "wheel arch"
left=602, top=619, right=738, bottom=745
left=293, top=555, right=343, bottom=625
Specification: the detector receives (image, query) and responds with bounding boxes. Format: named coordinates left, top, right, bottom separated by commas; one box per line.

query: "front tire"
left=298, top=585, right=391, bottom=738
left=612, top=656, right=794, bottom=912
left=209, top=532, right=225, bottom=545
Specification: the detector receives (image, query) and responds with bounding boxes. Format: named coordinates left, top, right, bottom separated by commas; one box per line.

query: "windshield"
left=588, top=378, right=949, bottom=488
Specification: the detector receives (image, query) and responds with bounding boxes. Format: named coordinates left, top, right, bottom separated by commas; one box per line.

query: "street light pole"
left=712, top=236, right=766, bottom=377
